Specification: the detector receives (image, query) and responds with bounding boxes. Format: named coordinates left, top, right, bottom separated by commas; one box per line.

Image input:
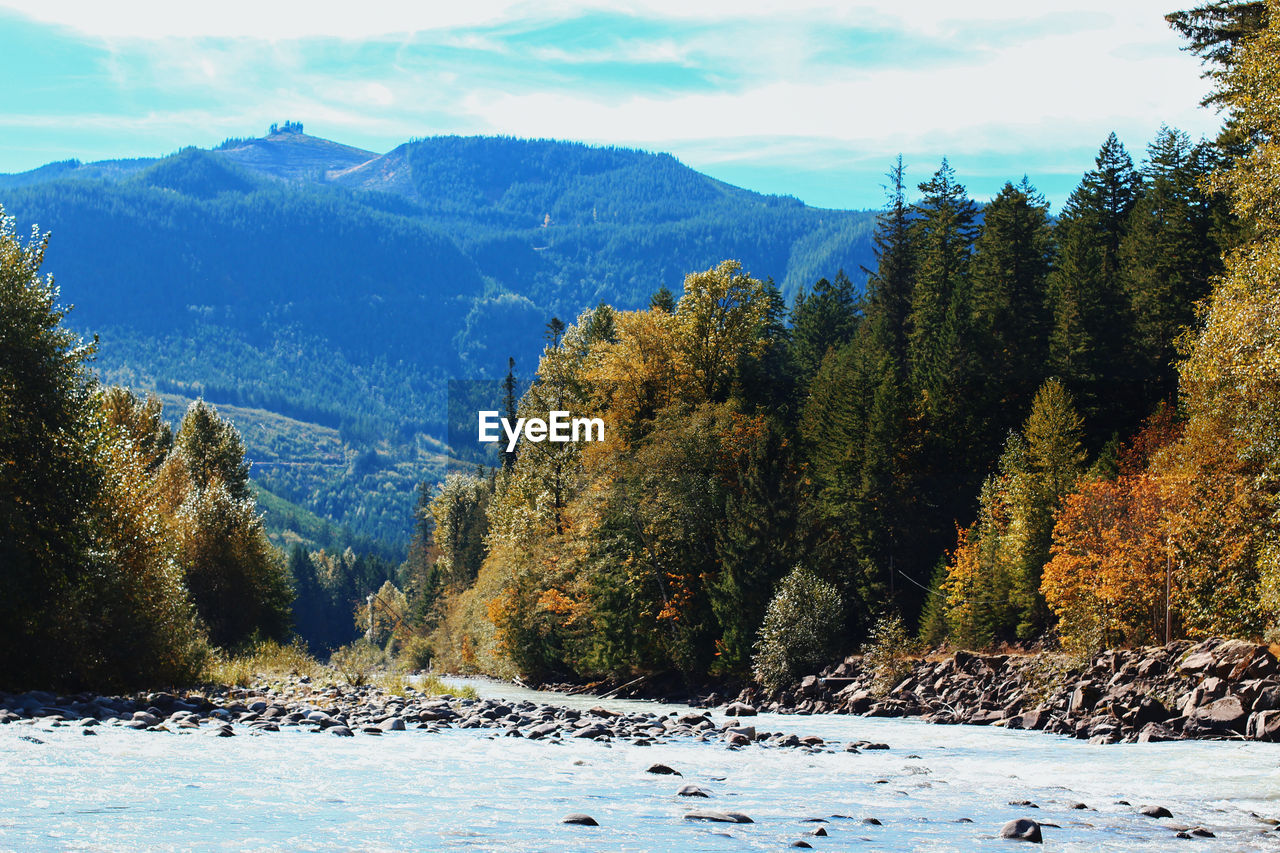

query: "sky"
left=0, top=1, right=1221, bottom=211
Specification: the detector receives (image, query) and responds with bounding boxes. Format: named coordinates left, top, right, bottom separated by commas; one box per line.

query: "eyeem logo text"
left=478, top=411, right=605, bottom=452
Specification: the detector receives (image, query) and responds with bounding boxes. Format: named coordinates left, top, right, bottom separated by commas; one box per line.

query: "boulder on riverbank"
left=732, top=637, right=1280, bottom=745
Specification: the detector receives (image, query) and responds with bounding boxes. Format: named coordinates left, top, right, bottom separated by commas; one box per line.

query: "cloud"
left=0, top=0, right=1221, bottom=209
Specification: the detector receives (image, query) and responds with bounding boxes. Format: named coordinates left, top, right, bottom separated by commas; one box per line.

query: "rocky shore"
left=0, top=680, right=862, bottom=753
left=728, top=636, right=1280, bottom=744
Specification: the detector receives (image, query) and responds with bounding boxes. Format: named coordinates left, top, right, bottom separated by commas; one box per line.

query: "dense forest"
left=379, top=0, right=1280, bottom=687
left=0, top=217, right=293, bottom=686
left=0, top=133, right=878, bottom=551
left=4, top=0, right=1279, bottom=692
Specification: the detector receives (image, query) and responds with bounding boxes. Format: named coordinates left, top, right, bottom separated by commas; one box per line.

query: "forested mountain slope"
left=0, top=125, right=878, bottom=551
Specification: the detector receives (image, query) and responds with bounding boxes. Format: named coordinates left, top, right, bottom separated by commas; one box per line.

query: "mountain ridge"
left=0, top=125, right=880, bottom=552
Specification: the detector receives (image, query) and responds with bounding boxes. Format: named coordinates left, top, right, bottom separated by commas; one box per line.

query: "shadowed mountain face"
left=0, top=126, right=878, bottom=552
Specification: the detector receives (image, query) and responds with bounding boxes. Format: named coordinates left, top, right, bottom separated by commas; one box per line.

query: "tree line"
left=0, top=214, right=294, bottom=688
left=394, top=1, right=1280, bottom=685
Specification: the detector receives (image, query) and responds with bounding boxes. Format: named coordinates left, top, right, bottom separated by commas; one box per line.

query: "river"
left=1, top=678, right=1278, bottom=851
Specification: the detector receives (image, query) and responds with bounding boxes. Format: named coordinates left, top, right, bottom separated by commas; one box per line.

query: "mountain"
left=0, top=123, right=879, bottom=552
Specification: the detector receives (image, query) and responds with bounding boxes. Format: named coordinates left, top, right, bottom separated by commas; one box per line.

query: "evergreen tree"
left=648, top=286, right=676, bottom=313
left=288, top=544, right=328, bottom=654
left=502, top=358, right=518, bottom=471
left=711, top=422, right=796, bottom=674
left=735, top=276, right=795, bottom=414
left=862, top=156, right=915, bottom=375
left=545, top=317, right=566, bottom=348
left=1122, top=127, right=1223, bottom=410
left=1048, top=134, right=1144, bottom=444
left=790, top=270, right=861, bottom=386
left=1167, top=2, right=1268, bottom=82
left=1013, top=378, right=1087, bottom=636
left=907, top=158, right=978, bottom=411
left=968, top=178, right=1054, bottom=443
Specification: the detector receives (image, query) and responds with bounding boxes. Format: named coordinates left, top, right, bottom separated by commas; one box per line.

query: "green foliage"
left=0, top=212, right=102, bottom=685
left=968, top=178, right=1054, bottom=444
left=0, top=212, right=301, bottom=688
left=1166, top=2, right=1268, bottom=80
left=202, top=639, right=320, bottom=687
left=289, top=543, right=399, bottom=655
left=1048, top=133, right=1144, bottom=444
left=863, top=611, right=920, bottom=697
left=940, top=379, right=1086, bottom=645
left=908, top=158, right=978, bottom=412
left=1, top=135, right=880, bottom=553
left=399, top=633, right=435, bottom=671
left=166, top=401, right=293, bottom=649
left=752, top=566, right=845, bottom=692
left=711, top=421, right=798, bottom=675
left=790, top=270, right=861, bottom=385
left=330, top=639, right=386, bottom=687
left=1121, top=127, right=1223, bottom=411
left=430, top=473, right=493, bottom=590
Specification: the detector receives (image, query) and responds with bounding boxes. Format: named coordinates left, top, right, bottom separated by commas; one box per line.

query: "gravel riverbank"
left=0, top=681, right=870, bottom=754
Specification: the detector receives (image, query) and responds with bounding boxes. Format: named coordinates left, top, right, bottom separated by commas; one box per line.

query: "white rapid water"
left=2, top=678, right=1278, bottom=852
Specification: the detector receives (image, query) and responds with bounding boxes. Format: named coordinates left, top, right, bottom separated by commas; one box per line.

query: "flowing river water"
left=2, top=677, right=1278, bottom=851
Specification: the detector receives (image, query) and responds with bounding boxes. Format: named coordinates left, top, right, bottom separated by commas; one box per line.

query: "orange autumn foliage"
left=1042, top=474, right=1168, bottom=652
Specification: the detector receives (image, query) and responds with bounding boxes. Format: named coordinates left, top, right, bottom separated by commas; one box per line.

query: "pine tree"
left=1167, top=2, right=1268, bottom=82
left=649, top=286, right=676, bottom=313
left=502, top=358, right=518, bottom=471
left=908, top=158, right=978, bottom=411
left=790, top=270, right=861, bottom=386
left=1048, top=134, right=1144, bottom=444
left=863, top=156, right=915, bottom=375
left=969, top=178, right=1053, bottom=443
left=1122, top=127, right=1223, bottom=411
left=1014, top=378, right=1086, bottom=636
left=711, top=422, right=796, bottom=674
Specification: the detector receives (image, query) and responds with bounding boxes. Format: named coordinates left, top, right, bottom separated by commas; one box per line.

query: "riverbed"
left=1, top=678, right=1277, bottom=851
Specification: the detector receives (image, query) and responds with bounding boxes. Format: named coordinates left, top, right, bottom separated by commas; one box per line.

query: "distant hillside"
left=0, top=124, right=879, bottom=552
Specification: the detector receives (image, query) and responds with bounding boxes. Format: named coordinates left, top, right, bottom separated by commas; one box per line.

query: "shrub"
left=201, top=639, right=320, bottom=686
left=417, top=673, right=479, bottom=699
left=399, top=634, right=434, bottom=671
left=330, top=639, right=385, bottom=686
left=862, top=611, right=920, bottom=697
left=751, top=566, right=844, bottom=692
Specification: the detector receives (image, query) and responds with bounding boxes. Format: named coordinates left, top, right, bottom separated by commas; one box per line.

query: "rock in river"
left=999, top=818, right=1043, bottom=843
left=684, top=811, right=753, bottom=824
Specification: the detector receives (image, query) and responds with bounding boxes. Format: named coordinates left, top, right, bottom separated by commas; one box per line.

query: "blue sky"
left=0, top=1, right=1219, bottom=210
